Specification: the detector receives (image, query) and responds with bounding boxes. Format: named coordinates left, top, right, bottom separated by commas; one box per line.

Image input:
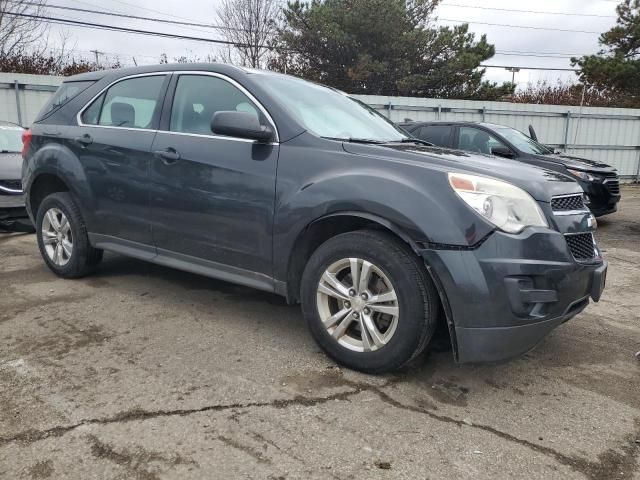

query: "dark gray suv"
left=22, top=64, right=607, bottom=373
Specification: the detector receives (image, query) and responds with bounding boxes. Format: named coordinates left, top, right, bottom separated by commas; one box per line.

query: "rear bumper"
left=0, top=193, right=25, bottom=210
left=0, top=194, right=31, bottom=230
left=0, top=194, right=28, bottom=220
left=421, top=228, right=607, bottom=363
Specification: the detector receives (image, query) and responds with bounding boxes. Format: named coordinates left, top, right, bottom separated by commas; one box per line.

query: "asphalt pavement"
left=1, top=186, right=639, bottom=479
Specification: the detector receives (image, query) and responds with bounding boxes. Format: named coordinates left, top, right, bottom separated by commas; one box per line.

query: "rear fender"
left=25, top=139, right=95, bottom=224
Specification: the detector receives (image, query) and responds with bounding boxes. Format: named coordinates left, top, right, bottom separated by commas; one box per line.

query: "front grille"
left=551, top=194, right=586, bottom=212
left=565, top=233, right=596, bottom=262
left=0, top=179, right=22, bottom=192
left=604, top=178, right=620, bottom=195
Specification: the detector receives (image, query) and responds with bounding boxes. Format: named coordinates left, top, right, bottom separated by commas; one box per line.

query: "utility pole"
left=90, top=49, right=104, bottom=67
left=505, top=67, right=521, bottom=86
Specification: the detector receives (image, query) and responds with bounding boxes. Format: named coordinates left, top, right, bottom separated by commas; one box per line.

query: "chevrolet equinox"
left=22, top=64, right=608, bottom=373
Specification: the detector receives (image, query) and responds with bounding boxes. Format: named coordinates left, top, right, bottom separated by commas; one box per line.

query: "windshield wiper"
left=396, top=138, right=434, bottom=147
left=322, top=136, right=386, bottom=144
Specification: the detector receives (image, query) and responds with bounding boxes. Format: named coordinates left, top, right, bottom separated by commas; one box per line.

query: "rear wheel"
left=301, top=230, right=439, bottom=373
left=36, top=192, right=103, bottom=278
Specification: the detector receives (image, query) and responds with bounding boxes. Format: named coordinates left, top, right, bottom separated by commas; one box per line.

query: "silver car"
left=0, top=122, right=33, bottom=232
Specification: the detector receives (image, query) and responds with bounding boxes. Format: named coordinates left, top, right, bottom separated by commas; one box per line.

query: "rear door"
left=71, top=74, right=170, bottom=247
left=149, top=73, right=279, bottom=277
left=413, top=124, right=454, bottom=148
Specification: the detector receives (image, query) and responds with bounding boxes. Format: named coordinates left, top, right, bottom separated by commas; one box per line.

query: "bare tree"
left=217, top=0, right=279, bottom=68
left=0, top=0, right=50, bottom=57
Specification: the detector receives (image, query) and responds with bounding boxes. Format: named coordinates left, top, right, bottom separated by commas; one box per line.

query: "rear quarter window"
left=36, top=81, right=95, bottom=122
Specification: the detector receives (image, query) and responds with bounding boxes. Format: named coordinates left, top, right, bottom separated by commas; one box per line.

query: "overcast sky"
left=44, top=0, right=620, bottom=89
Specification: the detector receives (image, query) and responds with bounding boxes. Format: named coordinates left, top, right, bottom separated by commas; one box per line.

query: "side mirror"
left=491, top=145, right=515, bottom=159
left=211, top=111, right=274, bottom=143
left=528, top=124, right=538, bottom=141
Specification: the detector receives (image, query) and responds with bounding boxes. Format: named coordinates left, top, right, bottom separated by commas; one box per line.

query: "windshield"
left=259, top=74, right=408, bottom=142
left=493, top=126, right=554, bottom=155
left=0, top=126, right=23, bottom=153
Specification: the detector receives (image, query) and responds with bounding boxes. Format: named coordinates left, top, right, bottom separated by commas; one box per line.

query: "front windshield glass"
left=0, top=126, right=23, bottom=153
left=259, top=74, right=408, bottom=142
left=493, top=126, right=554, bottom=155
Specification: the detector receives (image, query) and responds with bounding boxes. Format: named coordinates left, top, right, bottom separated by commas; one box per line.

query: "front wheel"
left=301, top=230, right=440, bottom=373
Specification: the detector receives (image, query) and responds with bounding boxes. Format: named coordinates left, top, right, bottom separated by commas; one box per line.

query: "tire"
left=36, top=192, right=103, bottom=278
left=301, top=230, right=439, bottom=374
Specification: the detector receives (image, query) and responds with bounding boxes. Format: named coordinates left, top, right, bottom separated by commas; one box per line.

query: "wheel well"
left=29, top=174, right=70, bottom=217
left=286, top=214, right=418, bottom=304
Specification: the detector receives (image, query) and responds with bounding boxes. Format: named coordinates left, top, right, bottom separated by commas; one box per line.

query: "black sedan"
left=400, top=121, right=621, bottom=217
left=0, top=122, right=33, bottom=232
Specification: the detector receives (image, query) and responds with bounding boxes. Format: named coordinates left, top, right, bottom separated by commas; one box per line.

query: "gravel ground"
left=1, top=185, right=639, bottom=480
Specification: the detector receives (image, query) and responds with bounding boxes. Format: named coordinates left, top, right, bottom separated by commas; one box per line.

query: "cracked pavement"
left=1, top=186, right=639, bottom=480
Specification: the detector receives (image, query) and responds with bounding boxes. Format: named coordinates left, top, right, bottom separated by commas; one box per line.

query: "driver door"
left=149, top=73, right=279, bottom=277
left=455, top=126, right=509, bottom=156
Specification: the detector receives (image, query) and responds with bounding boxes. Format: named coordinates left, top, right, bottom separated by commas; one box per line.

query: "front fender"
left=273, top=140, right=493, bottom=280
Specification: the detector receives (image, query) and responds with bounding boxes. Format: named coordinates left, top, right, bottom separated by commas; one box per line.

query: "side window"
left=81, top=92, right=104, bottom=125
left=81, top=75, right=166, bottom=129
left=417, top=125, right=452, bottom=147
left=170, top=75, right=262, bottom=136
left=458, top=127, right=507, bottom=155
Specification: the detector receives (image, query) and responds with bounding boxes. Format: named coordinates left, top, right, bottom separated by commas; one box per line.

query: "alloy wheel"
left=41, top=208, right=73, bottom=266
left=316, top=257, right=399, bottom=352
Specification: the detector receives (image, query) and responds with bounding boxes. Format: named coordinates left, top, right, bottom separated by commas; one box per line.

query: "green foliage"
left=572, top=0, right=640, bottom=106
left=269, top=0, right=514, bottom=99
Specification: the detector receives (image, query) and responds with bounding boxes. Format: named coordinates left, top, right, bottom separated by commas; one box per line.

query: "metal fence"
left=0, top=73, right=63, bottom=126
left=1, top=73, right=639, bottom=180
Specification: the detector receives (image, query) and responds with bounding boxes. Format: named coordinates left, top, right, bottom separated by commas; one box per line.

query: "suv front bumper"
left=581, top=178, right=620, bottom=217
left=420, top=228, right=607, bottom=363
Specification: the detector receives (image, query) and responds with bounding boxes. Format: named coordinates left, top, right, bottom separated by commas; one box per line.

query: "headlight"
left=448, top=172, right=548, bottom=234
left=567, top=168, right=596, bottom=182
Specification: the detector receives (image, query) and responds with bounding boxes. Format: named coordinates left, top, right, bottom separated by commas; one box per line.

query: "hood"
left=0, top=153, right=22, bottom=181
left=533, top=153, right=616, bottom=172
left=342, top=143, right=583, bottom=202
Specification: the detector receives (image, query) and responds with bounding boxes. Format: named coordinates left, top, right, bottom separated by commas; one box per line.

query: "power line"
left=108, top=0, right=205, bottom=24
left=3, top=11, right=590, bottom=73
left=494, top=51, right=583, bottom=59
left=439, top=2, right=616, bottom=18
left=8, top=0, right=240, bottom=34
left=438, top=18, right=602, bottom=34
left=481, top=64, right=579, bottom=72
left=2, top=11, right=249, bottom=46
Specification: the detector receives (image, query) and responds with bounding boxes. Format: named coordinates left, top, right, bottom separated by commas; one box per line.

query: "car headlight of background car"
left=448, top=172, right=548, bottom=234
left=566, top=168, right=597, bottom=182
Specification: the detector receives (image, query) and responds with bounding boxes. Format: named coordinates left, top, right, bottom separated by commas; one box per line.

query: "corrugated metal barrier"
left=1, top=73, right=638, bottom=180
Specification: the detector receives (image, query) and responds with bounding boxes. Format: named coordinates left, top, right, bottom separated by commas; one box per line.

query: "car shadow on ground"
left=84, top=252, right=612, bottom=383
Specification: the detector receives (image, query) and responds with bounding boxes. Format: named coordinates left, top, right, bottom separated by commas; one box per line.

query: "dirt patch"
left=28, top=459, right=54, bottom=479
left=280, top=368, right=356, bottom=393
left=217, top=435, right=272, bottom=464
left=88, top=435, right=197, bottom=480
left=9, top=322, right=112, bottom=359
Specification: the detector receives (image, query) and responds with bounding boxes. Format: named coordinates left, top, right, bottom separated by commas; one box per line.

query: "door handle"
left=75, top=134, right=93, bottom=147
left=154, top=148, right=181, bottom=165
